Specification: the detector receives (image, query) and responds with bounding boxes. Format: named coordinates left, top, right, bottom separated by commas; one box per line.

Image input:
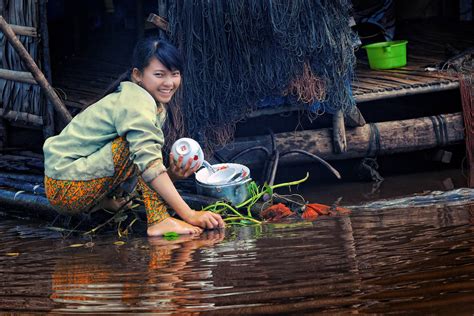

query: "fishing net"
left=164, top=0, right=356, bottom=155
left=0, top=0, right=44, bottom=122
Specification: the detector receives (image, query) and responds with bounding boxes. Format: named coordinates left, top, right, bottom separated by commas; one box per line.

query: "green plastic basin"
left=362, top=40, right=408, bottom=70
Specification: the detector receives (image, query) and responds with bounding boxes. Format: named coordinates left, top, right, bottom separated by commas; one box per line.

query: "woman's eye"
left=154, top=73, right=164, bottom=77
left=172, top=72, right=181, bottom=77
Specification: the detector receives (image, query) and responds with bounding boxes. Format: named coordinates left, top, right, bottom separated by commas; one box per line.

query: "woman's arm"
left=150, top=172, right=225, bottom=229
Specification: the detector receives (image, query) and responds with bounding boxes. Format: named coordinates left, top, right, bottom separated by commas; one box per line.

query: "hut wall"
left=0, top=0, right=46, bottom=148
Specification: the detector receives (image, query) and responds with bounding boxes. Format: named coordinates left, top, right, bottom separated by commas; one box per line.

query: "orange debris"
left=260, top=203, right=294, bottom=222
left=302, top=203, right=351, bottom=221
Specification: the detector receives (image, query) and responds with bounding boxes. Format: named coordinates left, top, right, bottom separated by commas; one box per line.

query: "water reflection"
left=50, top=231, right=225, bottom=313
left=0, top=202, right=473, bottom=314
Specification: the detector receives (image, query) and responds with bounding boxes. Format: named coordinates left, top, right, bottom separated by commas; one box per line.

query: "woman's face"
left=133, top=57, right=181, bottom=104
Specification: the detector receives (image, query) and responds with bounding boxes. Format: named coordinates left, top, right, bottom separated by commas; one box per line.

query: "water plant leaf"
left=6, top=252, right=19, bottom=256
left=114, top=241, right=126, bottom=246
left=163, top=232, right=180, bottom=240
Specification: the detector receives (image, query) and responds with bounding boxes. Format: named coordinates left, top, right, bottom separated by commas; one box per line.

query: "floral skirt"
left=44, top=137, right=170, bottom=226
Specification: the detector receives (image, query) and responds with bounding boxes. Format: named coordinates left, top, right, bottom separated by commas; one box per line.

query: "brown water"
left=1, top=170, right=474, bottom=314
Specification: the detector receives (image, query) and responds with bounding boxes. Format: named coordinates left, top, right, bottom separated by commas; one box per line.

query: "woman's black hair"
left=132, top=37, right=183, bottom=74
left=83, top=37, right=183, bottom=109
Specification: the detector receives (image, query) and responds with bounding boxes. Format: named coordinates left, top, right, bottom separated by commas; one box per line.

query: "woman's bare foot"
left=147, top=217, right=203, bottom=236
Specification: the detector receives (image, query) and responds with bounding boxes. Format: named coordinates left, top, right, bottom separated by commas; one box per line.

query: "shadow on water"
left=0, top=194, right=473, bottom=314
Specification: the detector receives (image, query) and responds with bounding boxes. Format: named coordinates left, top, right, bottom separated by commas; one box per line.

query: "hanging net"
left=165, top=0, right=356, bottom=154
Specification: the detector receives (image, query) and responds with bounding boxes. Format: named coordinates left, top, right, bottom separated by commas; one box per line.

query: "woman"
left=43, top=38, right=224, bottom=236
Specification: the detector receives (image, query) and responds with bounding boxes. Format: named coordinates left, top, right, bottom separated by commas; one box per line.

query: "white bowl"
left=196, top=163, right=250, bottom=186
left=206, top=167, right=238, bottom=185
left=170, top=138, right=204, bottom=169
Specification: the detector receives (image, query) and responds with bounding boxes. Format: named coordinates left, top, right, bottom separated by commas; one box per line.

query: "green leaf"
left=163, top=232, right=180, bottom=240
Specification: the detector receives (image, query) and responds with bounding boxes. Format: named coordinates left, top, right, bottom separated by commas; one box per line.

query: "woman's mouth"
left=158, top=89, right=173, bottom=95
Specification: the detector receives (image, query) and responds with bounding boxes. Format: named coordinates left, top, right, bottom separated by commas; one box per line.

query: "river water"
left=1, top=169, right=473, bottom=314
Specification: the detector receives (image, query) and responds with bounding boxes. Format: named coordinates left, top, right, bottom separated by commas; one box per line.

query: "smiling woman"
left=42, top=37, right=225, bottom=237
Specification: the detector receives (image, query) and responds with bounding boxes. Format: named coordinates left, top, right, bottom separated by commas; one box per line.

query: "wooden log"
left=10, top=24, right=37, bottom=37
left=0, top=69, right=36, bottom=84
left=0, top=171, right=44, bottom=183
left=0, top=188, right=56, bottom=217
left=332, top=109, right=347, bottom=153
left=217, top=112, right=465, bottom=165
left=0, top=176, right=45, bottom=194
left=0, top=16, right=72, bottom=126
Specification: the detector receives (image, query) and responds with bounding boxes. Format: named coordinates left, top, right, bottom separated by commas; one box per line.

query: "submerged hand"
left=168, top=152, right=201, bottom=181
left=185, top=211, right=225, bottom=230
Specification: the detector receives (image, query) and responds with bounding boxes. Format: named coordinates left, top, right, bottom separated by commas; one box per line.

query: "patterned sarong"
left=44, top=137, right=170, bottom=225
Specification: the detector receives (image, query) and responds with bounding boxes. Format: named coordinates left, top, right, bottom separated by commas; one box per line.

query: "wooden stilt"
left=344, top=106, right=366, bottom=127
left=158, top=0, right=168, bottom=37
left=332, top=109, right=347, bottom=153
left=459, top=74, right=474, bottom=187
left=38, top=0, right=55, bottom=138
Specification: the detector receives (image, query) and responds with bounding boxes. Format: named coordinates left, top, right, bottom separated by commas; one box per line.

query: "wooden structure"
left=0, top=1, right=472, bottom=219
left=0, top=0, right=71, bottom=144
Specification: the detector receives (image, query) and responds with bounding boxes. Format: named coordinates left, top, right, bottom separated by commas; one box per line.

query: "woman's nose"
left=163, top=75, right=174, bottom=86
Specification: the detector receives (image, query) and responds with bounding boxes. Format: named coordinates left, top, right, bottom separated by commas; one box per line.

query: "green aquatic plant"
left=202, top=173, right=309, bottom=226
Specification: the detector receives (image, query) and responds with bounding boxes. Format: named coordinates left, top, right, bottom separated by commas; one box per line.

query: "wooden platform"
left=353, top=20, right=472, bottom=103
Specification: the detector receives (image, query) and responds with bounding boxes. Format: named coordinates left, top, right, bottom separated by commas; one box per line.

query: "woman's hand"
left=184, top=211, right=225, bottom=230
left=167, top=152, right=201, bottom=181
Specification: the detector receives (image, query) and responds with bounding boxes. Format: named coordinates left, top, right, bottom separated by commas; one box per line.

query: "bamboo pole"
left=0, top=69, right=36, bottom=84
left=10, top=24, right=37, bottom=37
left=0, top=15, right=72, bottom=126
left=0, top=109, right=43, bottom=125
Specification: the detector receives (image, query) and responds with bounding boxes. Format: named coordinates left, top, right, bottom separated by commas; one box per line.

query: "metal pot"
left=195, top=163, right=251, bottom=205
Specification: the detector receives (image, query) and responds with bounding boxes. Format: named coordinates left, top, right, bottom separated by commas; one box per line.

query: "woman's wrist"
left=177, top=207, right=196, bottom=222
left=166, top=168, right=176, bottom=182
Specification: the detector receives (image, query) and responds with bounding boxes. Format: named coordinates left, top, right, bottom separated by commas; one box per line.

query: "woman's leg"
left=45, top=137, right=137, bottom=214
left=137, top=177, right=202, bottom=236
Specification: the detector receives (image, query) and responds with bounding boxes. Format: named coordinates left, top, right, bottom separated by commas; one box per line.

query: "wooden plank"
left=355, top=82, right=460, bottom=103
left=0, top=69, right=36, bottom=84
left=147, top=13, right=169, bottom=32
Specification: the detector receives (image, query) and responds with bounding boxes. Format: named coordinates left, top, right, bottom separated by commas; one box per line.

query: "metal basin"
left=195, top=163, right=251, bottom=205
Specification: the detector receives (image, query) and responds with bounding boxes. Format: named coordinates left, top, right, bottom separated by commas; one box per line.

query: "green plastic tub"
left=362, top=40, right=408, bottom=70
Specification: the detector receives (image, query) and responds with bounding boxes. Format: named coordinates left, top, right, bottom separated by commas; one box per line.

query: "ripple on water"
left=0, top=202, right=473, bottom=314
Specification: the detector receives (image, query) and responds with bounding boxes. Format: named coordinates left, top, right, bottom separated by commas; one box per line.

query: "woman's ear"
left=131, top=68, right=142, bottom=84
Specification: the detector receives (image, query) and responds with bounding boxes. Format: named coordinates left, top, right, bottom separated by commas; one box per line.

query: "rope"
left=429, top=115, right=449, bottom=147
left=366, top=123, right=381, bottom=157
